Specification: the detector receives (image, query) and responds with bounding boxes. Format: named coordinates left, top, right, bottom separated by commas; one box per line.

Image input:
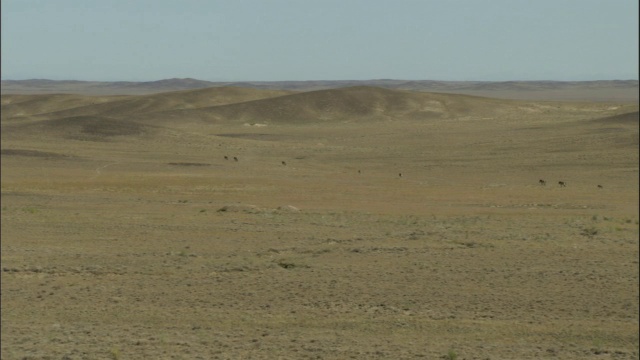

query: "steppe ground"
left=1, top=85, right=638, bottom=359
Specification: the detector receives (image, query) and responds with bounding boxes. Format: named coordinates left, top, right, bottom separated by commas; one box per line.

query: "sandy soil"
left=1, top=86, right=638, bottom=359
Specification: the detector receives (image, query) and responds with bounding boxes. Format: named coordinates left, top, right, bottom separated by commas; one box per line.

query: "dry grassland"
left=1, top=86, right=638, bottom=359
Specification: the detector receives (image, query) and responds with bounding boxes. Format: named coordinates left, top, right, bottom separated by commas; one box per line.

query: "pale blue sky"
left=1, top=0, right=638, bottom=81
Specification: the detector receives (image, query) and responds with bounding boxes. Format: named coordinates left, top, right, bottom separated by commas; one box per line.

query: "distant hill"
left=2, top=86, right=526, bottom=135
left=128, top=85, right=523, bottom=126
left=2, top=78, right=638, bottom=102
left=4, top=84, right=635, bottom=126
left=589, top=110, right=639, bottom=125
left=2, top=84, right=638, bottom=144
left=1, top=87, right=293, bottom=121
left=0, top=78, right=219, bottom=96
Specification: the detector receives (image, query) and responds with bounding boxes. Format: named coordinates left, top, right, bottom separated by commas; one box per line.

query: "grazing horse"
left=558, top=181, right=566, bottom=187
left=233, top=157, right=238, bottom=162
left=224, top=156, right=229, bottom=160
left=539, top=179, right=546, bottom=186
left=597, top=184, right=603, bottom=189
left=282, top=161, right=287, bottom=166
left=399, top=173, right=402, bottom=178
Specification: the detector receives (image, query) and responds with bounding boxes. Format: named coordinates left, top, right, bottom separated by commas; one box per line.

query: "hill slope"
left=1, top=87, right=294, bottom=121
left=2, top=85, right=637, bottom=145
left=3, top=78, right=637, bottom=102
left=138, top=86, right=521, bottom=125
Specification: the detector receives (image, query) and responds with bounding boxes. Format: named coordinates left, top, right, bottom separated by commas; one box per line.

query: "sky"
left=1, top=0, right=638, bottom=82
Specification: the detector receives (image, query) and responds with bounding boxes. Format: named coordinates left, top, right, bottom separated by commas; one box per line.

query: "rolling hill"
left=2, top=78, right=638, bottom=102
left=130, top=86, right=525, bottom=125
left=2, top=85, right=637, bottom=145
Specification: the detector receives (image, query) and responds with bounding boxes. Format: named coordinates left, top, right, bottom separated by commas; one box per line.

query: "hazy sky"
left=2, top=0, right=638, bottom=82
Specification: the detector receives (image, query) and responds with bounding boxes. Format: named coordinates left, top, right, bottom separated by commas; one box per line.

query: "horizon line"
left=2, top=77, right=639, bottom=83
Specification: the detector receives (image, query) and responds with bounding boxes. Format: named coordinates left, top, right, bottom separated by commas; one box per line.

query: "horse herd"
left=223, top=156, right=604, bottom=189
left=539, top=179, right=603, bottom=189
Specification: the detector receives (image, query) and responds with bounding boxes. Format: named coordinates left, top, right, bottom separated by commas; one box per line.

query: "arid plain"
left=1, top=82, right=638, bottom=359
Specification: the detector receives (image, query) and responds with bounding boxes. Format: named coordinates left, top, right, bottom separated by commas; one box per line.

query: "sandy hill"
left=2, top=85, right=638, bottom=145
left=118, top=77, right=216, bottom=91
left=3, top=115, right=157, bottom=143
left=42, top=115, right=149, bottom=137
left=139, top=86, right=522, bottom=125
left=0, top=78, right=218, bottom=95
left=589, top=110, right=639, bottom=125
left=1, top=87, right=294, bottom=122
left=586, top=111, right=639, bottom=148
left=3, top=78, right=638, bottom=102
left=0, top=94, right=127, bottom=120
left=50, top=86, right=293, bottom=121
left=1, top=86, right=295, bottom=141
left=1, top=85, right=524, bottom=127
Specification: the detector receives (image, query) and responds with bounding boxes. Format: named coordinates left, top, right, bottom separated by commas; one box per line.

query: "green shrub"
left=443, top=349, right=458, bottom=360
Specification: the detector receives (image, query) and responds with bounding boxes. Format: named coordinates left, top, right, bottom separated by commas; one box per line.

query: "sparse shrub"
left=276, top=261, right=297, bottom=269
left=313, top=248, right=332, bottom=255
left=109, top=347, right=120, bottom=360
left=199, top=209, right=206, bottom=213
left=590, top=338, right=607, bottom=355
left=275, top=259, right=308, bottom=269
left=460, top=241, right=478, bottom=248
left=398, top=215, right=420, bottom=225
left=581, top=226, right=598, bottom=237
left=442, top=349, right=458, bottom=360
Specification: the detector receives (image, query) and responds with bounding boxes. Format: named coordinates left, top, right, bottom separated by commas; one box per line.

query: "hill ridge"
left=2, top=79, right=637, bottom=102
left=131, top=85, right=524, bottom=125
